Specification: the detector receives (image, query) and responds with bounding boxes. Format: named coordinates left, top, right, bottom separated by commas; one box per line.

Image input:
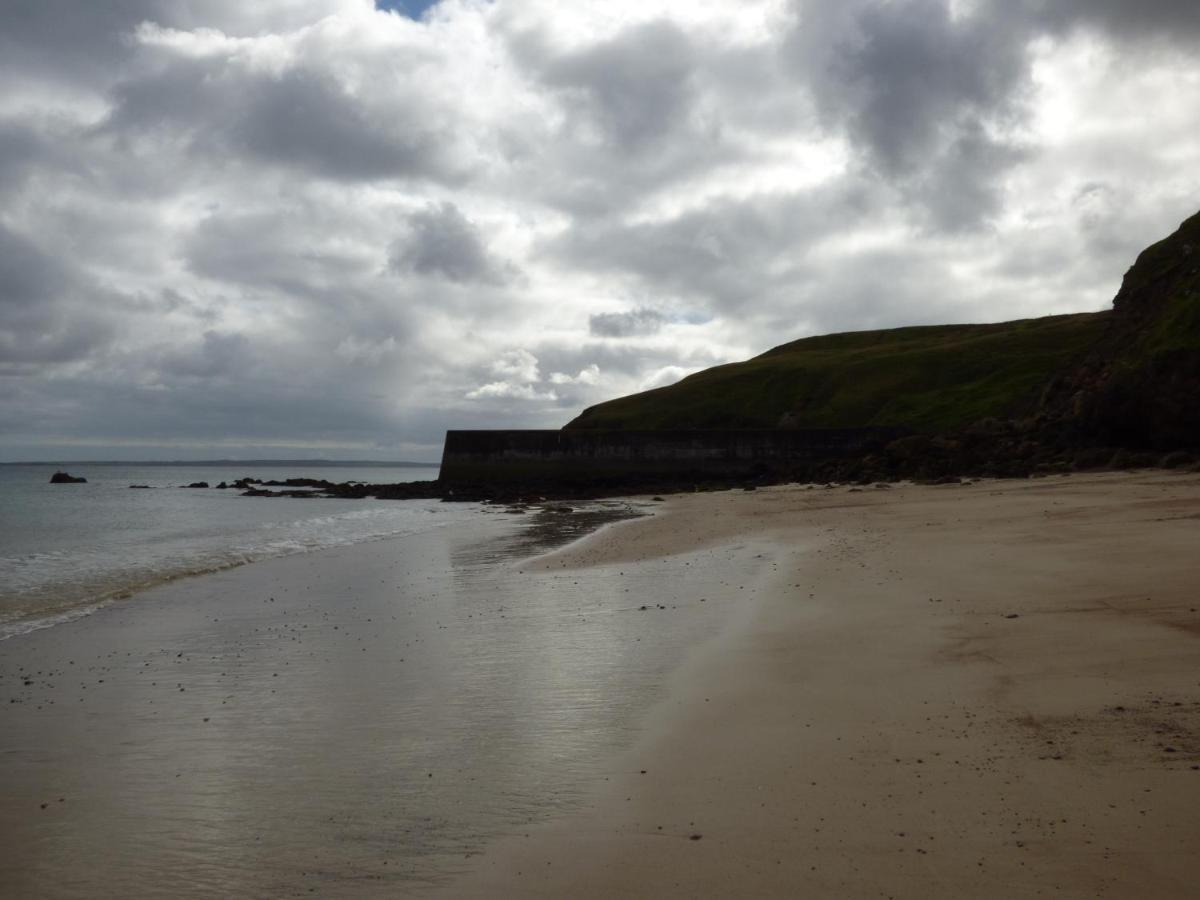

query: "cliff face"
left=1040, top=211, right=1200, bottom=448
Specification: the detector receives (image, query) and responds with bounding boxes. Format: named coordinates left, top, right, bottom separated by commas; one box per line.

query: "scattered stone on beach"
left=1004, top=613, right=1020, bottom=619
left=183, top=482, right=209, bottom=489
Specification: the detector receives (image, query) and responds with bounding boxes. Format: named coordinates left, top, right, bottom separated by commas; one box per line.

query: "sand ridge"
left=441, top=471, right=1200, bottom=898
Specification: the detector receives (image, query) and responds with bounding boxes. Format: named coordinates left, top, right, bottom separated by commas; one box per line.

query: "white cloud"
left=638, top=365, right=699, bottom=391
left=489, top=348, right=541, bottom=382
left=465, top=381, right=557, bottom=401
left=549, top=364, right=600, bottom=385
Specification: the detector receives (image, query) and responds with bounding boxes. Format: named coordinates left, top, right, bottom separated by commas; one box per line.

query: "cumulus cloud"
left=388, top=202, right=507, bottom=283
left=2, top=0, right=1200, bottom=459
left=549, top=364, right=600, bottom=385
left=489, top=349, right=540, bottom=382
left=465, top=382, right=557, bottom=401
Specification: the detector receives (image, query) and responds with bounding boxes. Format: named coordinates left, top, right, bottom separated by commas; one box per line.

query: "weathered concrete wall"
left=439, top=428, right=906, bottom=484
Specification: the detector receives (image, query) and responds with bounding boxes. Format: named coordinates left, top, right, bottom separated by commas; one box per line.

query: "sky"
left=2, top=0, right=1200, bottom=462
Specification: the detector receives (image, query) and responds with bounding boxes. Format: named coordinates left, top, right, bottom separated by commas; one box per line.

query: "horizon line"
left=0, top=458, right=441, bottom=467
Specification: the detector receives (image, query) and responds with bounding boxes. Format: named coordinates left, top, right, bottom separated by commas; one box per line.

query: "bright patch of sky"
left=376, top=0, right=440, bottom=19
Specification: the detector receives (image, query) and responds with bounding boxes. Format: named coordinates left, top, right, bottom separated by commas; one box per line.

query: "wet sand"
left=440, top=471, right=1200, bottom=899
left=1, top=502, right=758, bottom=897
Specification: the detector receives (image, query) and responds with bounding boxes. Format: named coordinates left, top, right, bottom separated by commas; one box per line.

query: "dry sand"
left=439, top=470, right=1200, bottom=899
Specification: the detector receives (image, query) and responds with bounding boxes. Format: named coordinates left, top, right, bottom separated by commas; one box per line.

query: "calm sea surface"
left=0, top=465, right=757, bottom=897
left=0, top=463, right=449, bottom=639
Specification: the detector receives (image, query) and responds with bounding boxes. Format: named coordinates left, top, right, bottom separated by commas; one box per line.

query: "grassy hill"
left=567, top=313, right=1109, bottom=432
left=568, top=210, right=1200, bottom=449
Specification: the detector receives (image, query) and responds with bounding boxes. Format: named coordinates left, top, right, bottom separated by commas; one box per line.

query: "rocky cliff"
left=1037, top=211, right=1200, bottom=448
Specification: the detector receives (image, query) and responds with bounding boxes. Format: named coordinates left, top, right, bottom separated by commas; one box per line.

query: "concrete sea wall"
left=439, top=428, right=907, bottom=484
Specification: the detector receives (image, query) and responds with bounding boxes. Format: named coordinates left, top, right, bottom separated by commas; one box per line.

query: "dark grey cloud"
left=0, top=1, right=350, bottom=89
left=785, top=0, right=1200, bottom=231
left=0, top=224, right=67, bottom=309
left=538, top=20, right=696, bottom=153
left=389, top=203, right=507, bottom=284
left=1032, top=0, right=1200, bottom=40
left=0, top=1, right=163, bottom=87
left=0, top=122, right=49, bottom=196
left=159, top=331, right=253, bottom=380
left=501, top=16, right=743, bottom=217
left=0, top=224, right=115, bottom=371
left=104, top=57, right=460, bottom=184
left=185, top=210, right=375, bottom=295
left=588, top=309, right=667, bottom=338
left=787, top=0, right=1034, bottom=230
left=552, top=183, right=881, bottom=312
left=230, top=69, right=452, bottom=183
left=916, top=121, right=1029, bottom=231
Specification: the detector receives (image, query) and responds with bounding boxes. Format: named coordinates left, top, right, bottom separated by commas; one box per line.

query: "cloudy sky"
left=2, top=0, right=1199, bottom=461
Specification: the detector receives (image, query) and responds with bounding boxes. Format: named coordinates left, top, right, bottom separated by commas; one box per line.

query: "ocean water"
left=0, top=463, right=452, bottom=639
left=0, top=463, right=765, bottom=897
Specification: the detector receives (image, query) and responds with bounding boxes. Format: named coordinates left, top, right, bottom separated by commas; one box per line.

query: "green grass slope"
left=567, top=313, right=1110, bottom=432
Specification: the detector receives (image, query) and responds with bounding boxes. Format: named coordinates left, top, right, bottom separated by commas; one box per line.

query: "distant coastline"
left=0, top=459, right=440, bottom=468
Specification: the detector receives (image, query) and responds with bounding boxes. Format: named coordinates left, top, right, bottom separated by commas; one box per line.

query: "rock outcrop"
left=1037, top=211, right=1200, bottom=449
left=49, top=471, right=86, bottom=484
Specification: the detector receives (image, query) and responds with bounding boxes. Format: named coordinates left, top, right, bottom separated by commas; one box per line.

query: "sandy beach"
left=4, top=471, right=1200, bottom=898
left=442, top=470, right=1200, bottom=899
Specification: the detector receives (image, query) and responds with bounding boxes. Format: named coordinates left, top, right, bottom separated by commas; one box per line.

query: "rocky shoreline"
left=221, top=436, right=1200, bottom=505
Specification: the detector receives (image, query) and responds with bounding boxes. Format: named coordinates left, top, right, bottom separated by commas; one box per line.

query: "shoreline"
left=438, top=470, right=1200, bottom=898
left=0, top=496, right=643, bottom=642
left=4, top=470, right=1199, bottom=897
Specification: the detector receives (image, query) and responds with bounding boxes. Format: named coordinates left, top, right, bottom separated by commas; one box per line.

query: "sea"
left=0, top=462, right=451, bottom=640
left=0, top=461, right=759, bottom=896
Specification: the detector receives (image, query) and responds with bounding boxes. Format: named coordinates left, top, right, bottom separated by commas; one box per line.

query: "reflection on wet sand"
left=0, top=501, right=749, bottom=897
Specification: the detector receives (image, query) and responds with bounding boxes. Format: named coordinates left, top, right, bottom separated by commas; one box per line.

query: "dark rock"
left=261, top=478, right=336, bottom=489
left=128, top=484, right=152, bottom=489
left=49, top=471, right=86, bottom=484
left=182, top=482, right=209, bottom=489
left=1159, top=450, right=1193, bottom=469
